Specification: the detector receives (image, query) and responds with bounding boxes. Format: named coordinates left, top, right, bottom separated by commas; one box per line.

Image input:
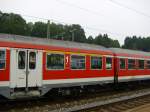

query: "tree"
left=31, top=22, right=47, bottom=38
left=93, top=34, right=120, bottom=48
left=122, top=36, right=150, bottom=51
left=94, top=34, right=103, bottom=45
left=49, top=23, right=64, bottom=40
left=63, top=24, right=86, bottom=42
left=71, top=24, right=86, bottom=43
left=86, top=36, right=94, bottom=44
left=0, top=12, right=28, bottom=35
left=26, top=22, right=34, bottom=36
left=0, top=11, right=122, bottom=48
left=112, top=40, right=120, bottom=48
left=0, top=11, right=2, bottom=17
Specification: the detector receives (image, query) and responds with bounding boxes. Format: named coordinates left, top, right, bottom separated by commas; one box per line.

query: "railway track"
left=1, top=82, right=150, bottom=112
left=81, top=93, right=150, bottom=112
left=50, top=88, right=150, bottom=112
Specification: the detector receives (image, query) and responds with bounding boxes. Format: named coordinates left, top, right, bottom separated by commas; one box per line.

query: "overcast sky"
left=0, top=0, right=150, bottom=45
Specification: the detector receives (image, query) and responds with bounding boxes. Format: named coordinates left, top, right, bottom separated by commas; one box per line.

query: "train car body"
left=1, top=34, right=150, bottom=99
left=0, top=34, right=114, bottom=99
left=110, top=48, right=150, bottom=82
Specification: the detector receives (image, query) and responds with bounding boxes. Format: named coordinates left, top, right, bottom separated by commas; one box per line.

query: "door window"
left=106, top=57, right=112, bottom=69
left=119, top=58, right=126, bottom=69
left=18, top=51, right=26, bottom=69
left=29, top=52, right=36, bottom=69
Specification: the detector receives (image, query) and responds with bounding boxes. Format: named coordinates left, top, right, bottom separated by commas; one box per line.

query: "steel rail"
left=49, top=88, right=150, bottom=112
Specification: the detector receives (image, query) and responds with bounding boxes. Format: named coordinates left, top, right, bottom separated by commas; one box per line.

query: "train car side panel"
left=0, top=48, right=10, bottom=81
left=43, top=50, right=114, bottom=87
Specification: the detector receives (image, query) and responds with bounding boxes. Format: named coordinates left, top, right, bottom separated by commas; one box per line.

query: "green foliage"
left=50, top=23, right=64, bottom=40
left=0, top=11, right=121, bottom=48
left=112, top=40, right=120, bottom=48
left=31, top=22, right=47, bottom=38
left=123, top=36, right=150, bottom=51
left=0, top=12, right=28, bottom=35
left=94, top=34, right=120, bottom=48
left=86, top=36, right=94, bottom=44
left=70, top=24, right=86, bottom=43
left=62, top=24, right=86, bottom=43
left=26, top=22, right=34, bottom=36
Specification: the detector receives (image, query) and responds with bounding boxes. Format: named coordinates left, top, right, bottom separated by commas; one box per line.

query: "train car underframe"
left=1, top=77, right=150, bottom=99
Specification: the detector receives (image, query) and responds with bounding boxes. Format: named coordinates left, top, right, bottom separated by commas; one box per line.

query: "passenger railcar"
left=0, top=34, right=114, bottom=99
left=1, top=34, right=150, bottom=99
left=111, top=48, right=150, bottom=82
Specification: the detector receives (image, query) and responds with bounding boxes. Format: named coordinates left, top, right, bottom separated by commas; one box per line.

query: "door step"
left=10, top=90, right=41, bottom=99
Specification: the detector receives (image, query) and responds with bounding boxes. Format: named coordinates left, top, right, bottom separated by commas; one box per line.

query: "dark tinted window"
left=29, top=52, right=36, bottom=69
left=91, top=56, right=102, bottom=69
left=128, top=59, right=136, bottom=69
left=120, top=58, right=126, bottom=69
left=47, top=53, right=64, bottom=70
left=18, top=51, right=26, bottom=69
left=71, top=55, right=85, bottom=69
left=146, top=61, right=150, bottom=69
left=0, top=50, right=6, bottom=69
left=138, top=60, right=144, bottom=69
left=106, top=57, right=112, bottom=69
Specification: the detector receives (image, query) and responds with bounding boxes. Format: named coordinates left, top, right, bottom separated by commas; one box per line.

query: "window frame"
left=105, top=56, right=113, bottom=70
left=0, top=49, right=6, bottom=70
left=138, top=59, right=145, bottom=70
left=70, top=54, right=86, bottom=70
left=90, top=55, right=103, bottom=70
left=119, top=58, right=126, bottom=70
left=46, top=52, right=65, bottom=70
left=145, top=60, right=150, bottom=70
left=127, top=58, right=136, bottom=70
left=29, top=51, right=36, bottom=70
left=18, top=50, right=26, bottom=70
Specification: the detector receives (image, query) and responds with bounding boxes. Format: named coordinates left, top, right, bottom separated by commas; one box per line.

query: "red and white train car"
left=111, top=48, right=150, bottom=82
left=1, top=34, right=150, bottom=99
left=0, top=34, right=115, bottom=99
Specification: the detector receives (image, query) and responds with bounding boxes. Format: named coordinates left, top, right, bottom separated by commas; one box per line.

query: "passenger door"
left=28, top=50, right=42, bottom=87
left=16, top=50, right=27, bottom=87
left=10, top=49, right=42, bottom=88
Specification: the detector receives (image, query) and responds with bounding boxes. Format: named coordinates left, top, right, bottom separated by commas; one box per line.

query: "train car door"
left=10, top=49, right=42, bottom=89
left=28, top=50, right=42, bottom=87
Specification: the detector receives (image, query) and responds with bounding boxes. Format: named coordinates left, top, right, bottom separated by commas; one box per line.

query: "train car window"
left=18, top=51, right=26, bottom=69
left=29, top=52, right=36, bottom=69
left=138, top=60, right=144, bottom=69
left=146, top=61, right=150, bottom=69
left=91, top=56, right=102, bottom=69
left=120, top=58, right=126, bottom=69
left=128, top=59, right=136, bottom=69
left=47, top=53, right=64, bottom=70
left=106, top=57, right=112, bottom=69
left=71, top=55, right=85, bottom=69
left=0, top=50, right=6, bottom=69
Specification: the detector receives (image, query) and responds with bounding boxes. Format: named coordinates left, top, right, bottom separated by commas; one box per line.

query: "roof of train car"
left=0, top=33, right=113, bottom=54
left=110, top=48, right=150, bottom=58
